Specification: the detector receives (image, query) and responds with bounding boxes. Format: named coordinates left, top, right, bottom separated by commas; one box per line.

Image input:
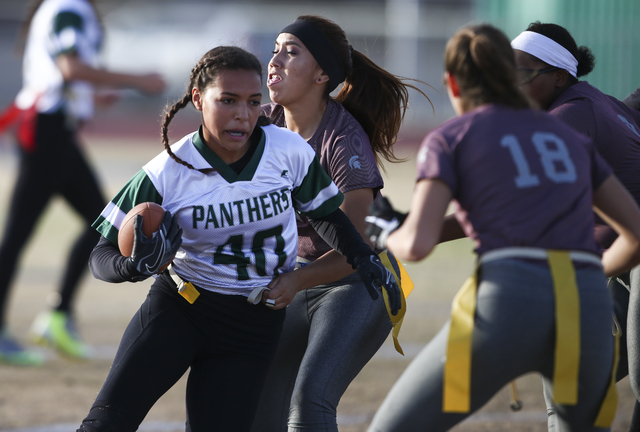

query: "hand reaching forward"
left=365, top=196, right=407, bottom=251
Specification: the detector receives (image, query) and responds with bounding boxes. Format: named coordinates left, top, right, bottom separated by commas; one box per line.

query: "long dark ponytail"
left=295, top=15, right=432, bottom=168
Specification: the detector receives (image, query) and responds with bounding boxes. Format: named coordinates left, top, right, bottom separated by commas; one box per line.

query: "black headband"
left=280, top=20, right=345, bottom=92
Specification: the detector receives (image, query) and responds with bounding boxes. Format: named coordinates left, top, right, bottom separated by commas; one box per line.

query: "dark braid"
left=161, top=93, right=205, bottom=172
left=160, top=46, right=264, bottom=174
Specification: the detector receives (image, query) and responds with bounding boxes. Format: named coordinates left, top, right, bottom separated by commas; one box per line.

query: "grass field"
left=0, top=134, right=636, bottom=431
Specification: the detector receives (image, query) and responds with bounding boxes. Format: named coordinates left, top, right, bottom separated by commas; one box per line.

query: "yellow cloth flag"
left=442, top=250, right=589, bottom=414
left=443, top=271, right=477, bottom=412
left=547, top=250, right=580, bottom=405
left=378, top=251, right=413, bottom=355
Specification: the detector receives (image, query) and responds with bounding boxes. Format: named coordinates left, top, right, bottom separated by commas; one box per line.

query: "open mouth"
left=267, top=73, right=282, bottom=86
left=226, top=131, right=247, bottom=138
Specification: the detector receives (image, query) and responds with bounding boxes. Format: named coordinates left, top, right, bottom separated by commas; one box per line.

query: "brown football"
left=118, top=202, right=172, bottom=273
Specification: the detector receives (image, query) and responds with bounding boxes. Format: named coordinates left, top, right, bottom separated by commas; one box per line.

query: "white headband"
left=511, top=31, right=578, bottom=78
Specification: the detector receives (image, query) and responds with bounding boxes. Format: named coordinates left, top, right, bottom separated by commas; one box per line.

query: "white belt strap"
left=168, top=264, right=188, bottom=291
left=247, top=286, right=271, bottom=305
left=480, top=247, right=602, bottom=267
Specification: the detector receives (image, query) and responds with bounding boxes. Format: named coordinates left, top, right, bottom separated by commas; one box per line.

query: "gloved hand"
left=353, top=253, right=401, bottom=316
left=130, top=211, right=182, bottom=278
left=365, top=196, right=407, bottom=251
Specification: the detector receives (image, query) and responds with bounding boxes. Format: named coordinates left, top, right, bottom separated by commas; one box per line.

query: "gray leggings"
left=545, top=264, right=640, bottom=431
left=250, top=272, right=392, bottom=432
left=368, top=259, right=614, bottom=432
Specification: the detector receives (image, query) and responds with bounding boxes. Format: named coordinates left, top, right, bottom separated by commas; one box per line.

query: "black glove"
left=365, top=196, right=407, bottom=251
left=129, top=211, right=182, bottom=278
left=353, top=253, right=401, bottom=316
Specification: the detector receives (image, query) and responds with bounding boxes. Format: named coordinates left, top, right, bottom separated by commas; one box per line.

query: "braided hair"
left=161, top=46, right=270, bottom=173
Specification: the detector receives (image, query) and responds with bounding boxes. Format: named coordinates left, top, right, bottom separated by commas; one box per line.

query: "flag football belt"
left=168, top=265, right=273, bottom=307
left=168, top=264, right=200, bottom=304
left=295, top=252, right=414, bottom=355
left=442, top=247, right=617, bottom=428
left=378, top=250, right=413, bottom=355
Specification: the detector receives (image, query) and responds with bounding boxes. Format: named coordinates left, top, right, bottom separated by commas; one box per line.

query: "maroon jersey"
left=263, top=100, right=383, bottom=260
left=417, top=104, right=612, bottom=255
left=549, top=81, right=640, bottom=247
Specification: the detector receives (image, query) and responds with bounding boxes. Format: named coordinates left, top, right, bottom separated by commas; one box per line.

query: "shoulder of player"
left=261, top=123, right=312, bottom=151
left=310, top=100, right=370, bottom=149
left=143, top=131, right=199, bottom=172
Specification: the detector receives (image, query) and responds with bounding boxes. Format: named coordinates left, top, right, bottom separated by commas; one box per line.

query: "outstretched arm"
left=385, top=179, right=452, bottom=262
left=265, top=189, right=401, bottom=314
left=56, top=53, right=165, bottom=95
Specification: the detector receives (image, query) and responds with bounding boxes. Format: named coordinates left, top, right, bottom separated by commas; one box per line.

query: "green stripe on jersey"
left=54, top=11, right=84, bottom=33
left=92, top=170, right=162, bottom=245
left=293, top=155, right=344, bottom=218
left=293, top=155, right=335, bottom=203
left=302, top=191, right=344, bottom=219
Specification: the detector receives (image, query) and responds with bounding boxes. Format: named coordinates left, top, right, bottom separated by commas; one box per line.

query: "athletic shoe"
left=30, top=311, right=92, bottom=359
left=0, top=328, right=45, bottom=366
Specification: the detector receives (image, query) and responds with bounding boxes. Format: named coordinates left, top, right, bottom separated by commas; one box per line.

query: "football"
left=118, top=202, right=173, bottom=272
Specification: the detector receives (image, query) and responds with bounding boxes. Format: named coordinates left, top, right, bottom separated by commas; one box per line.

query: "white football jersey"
left=93, top=125, right=344, bottom=297
left=16, top=0, right=102, bottom=119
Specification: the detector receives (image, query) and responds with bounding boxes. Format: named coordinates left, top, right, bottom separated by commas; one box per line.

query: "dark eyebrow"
left=220, top=92, right=262, bottom=98
left=274, top=40, right=302, bottom=48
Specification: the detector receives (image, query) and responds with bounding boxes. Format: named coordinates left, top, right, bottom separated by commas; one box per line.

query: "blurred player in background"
left=251, top=15, right=427, bottom=432
left=0, top=0, right=165, bottom=365
left=512, top=22, right=640, bottom=431
left=364, top=23, right=640, bottom=432
left=77, top=45, right=399, bottom=432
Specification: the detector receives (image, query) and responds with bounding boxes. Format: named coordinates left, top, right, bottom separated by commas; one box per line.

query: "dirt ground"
left=0, top=135, right=636, bottom=431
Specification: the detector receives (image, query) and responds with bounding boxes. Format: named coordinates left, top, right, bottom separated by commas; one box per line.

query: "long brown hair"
left=444, top=24, right=530, bottom=111
left=161, top=46, right=269, bottom=174
left=295, top=15, right=432, bottom=168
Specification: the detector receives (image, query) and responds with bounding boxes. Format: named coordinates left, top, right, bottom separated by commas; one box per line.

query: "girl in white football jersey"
left=0, top=0, right=165, bottom=365
left=365, top=24, right=640, bottom=432
left=77, top=46, right=399, bottom=432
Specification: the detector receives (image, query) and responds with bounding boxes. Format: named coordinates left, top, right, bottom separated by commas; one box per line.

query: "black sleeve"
left=89, top=236, right=144, bottom=283
left=308, top=208, right=372, bottom=267
left=623, top=87, right=640, bottom=111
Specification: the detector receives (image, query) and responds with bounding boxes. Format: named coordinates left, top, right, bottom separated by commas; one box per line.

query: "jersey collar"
left=192, top=126, right=266, bottom=183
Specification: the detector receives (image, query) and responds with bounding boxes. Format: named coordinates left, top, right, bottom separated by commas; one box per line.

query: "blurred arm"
left=387, top=178, right=452, bottom=262
left=56, top=53, right=165, bottom=95
left=593, top=175, right=640, bottom=276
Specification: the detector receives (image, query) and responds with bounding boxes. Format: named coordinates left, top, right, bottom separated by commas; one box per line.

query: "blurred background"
left=1, top=0, right=639, bottom=143
left=0, top=2, right=639, bottom=430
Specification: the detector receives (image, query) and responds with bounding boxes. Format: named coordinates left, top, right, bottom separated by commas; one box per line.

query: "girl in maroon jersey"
left=365, top=23, right=640, bottom=432
left=512, top=22, right=640, bottom=431
left=251, top=15, right=428, bottom=432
